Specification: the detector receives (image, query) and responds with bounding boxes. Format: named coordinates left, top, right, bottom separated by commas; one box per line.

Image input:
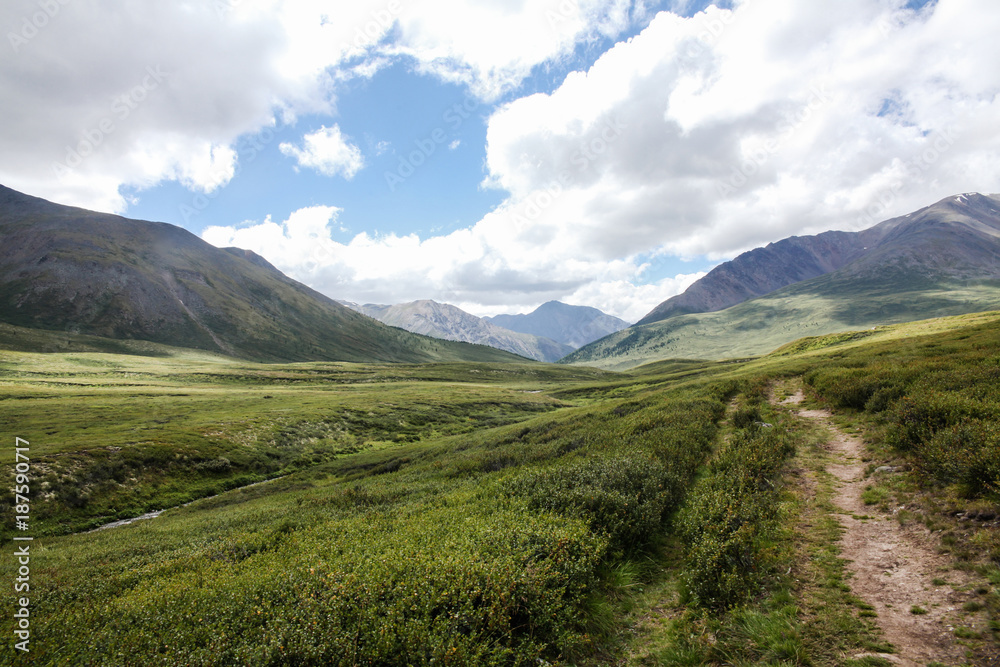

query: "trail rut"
left=784, top=390, right=980, bottom=666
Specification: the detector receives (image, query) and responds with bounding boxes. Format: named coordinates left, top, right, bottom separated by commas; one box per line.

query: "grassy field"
left=3, top=311, right=1000, bottom=664
left=0, top=343, right=732, bottom=664
left=0, top=350, right=616, bottom=537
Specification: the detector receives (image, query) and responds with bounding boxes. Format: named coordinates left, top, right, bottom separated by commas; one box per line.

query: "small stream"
left=83, top=475, right=286, bottom=534
left=86, top=509, right=165, bottom=532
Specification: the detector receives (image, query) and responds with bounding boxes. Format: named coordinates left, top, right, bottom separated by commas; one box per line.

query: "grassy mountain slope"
left=0, top=185, right=521, bottom=364
left=487, top=300, right=630, bottom=348
left=636, top=192, right=999, bottom=326
left=568, top=193, right=1000, bottom=369
left=341, top=299, right=574, bottom=362
left=636, top=229, right=877, bottom=325
left=566, top=278, right=1000, bottom=371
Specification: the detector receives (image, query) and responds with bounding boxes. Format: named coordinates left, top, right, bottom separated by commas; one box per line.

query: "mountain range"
left=4, top=184, right=1000, bottom=371
left=339, top=299, right=575, bottom=362
left=0, top=185, right=521, bottom=364
left=567, top=192, right=1000, bottom=369
left=338, top=299, right=628, bottom=362
left=487, top=300, right=630, bottom=348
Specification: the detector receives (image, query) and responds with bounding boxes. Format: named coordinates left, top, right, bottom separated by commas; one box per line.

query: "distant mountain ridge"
left=637, top=193, right=1000, bottom=326
left=636, top=231, right=876, bottom=325
left=567, top=193, right=1000, bottom=369
left=487, top=301, right=630, bottom=348
left=340, top=299, right=574, bottom=362
left=0, top=185, right=522, bottom=364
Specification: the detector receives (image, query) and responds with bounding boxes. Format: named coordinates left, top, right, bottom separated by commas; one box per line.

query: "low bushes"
left=503, top=454, right=672, bottom=554
left=804, top=327, right=1000, bottom=498
left=20, top=378, right=735, bottom=664
left=917, top=419, right=1000, bottom=496
left=70, top=504, right=607, bottom=666
left=678, top=397, right=795, bottom=608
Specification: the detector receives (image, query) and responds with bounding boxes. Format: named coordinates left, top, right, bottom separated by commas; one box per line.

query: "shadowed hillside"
left=0, top=185, right=523, bottom=364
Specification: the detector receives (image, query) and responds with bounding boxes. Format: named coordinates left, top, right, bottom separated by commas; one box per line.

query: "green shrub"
left=916, top=419, right=1000, bottom=496
left=677, top=475, right=778, bottom=607
left=885, top=392, right=981, bottom=451
left=803, top=324, right=1000, bottom=500
left=677, top=413, right=794, bottom=608
left=730, top=404, right=762, bottom=430
left=504, top=454, right=673, bottom=554
left=804, top=363, right=916, bottom=411
left=864, top=384, right=906, bottom=413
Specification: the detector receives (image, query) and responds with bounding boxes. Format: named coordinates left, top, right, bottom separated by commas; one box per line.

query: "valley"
left=5, top=1, right=1000, bottom=663
left=4, top=186, right=1000, bottom=664
left=4, top=310, right=1000, bottom=664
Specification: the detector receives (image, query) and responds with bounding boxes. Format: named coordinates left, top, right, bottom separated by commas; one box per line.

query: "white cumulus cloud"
left=279, top=125, right=364, bottom=179
left=205, top=0, right=1000, bottom=320
left=201, top=198, right=709, bottom=322
left=0, top=0, right=646, bottom=212
left=386, top=0, right=645, bottom=99
left=480, top=0, right=1000, bottom=263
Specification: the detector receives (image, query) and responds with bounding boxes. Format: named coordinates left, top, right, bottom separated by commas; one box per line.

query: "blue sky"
left=2, top=0, right=994, bottom=321
left=122, top=63, right=508, bottom=241
left=120, top=4, right=711, bottom=293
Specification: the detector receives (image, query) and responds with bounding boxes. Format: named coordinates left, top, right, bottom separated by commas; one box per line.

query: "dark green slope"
left=0, top=185, right=522, bottom=363
left=566, top=193, right=1000, bottom=369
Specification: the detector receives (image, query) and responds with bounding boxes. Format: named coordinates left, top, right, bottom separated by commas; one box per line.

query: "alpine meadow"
left=4, top=0, right=1000, bottom=665
left=5, top=308, right=1000, bottom=663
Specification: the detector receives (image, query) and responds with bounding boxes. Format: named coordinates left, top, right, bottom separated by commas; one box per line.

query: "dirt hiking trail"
left=783, top=390, right=977, bottom=666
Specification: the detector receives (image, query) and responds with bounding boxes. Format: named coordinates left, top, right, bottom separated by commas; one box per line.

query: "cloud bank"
left=4, top=0, right=1000, bottom=319
left=0, top=0, right=641, bottom=211
left=204, top=0, right=1000, bottom=319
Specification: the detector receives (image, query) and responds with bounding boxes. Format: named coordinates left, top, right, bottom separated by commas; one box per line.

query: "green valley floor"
left=4, top=311, right=1000, bottom=664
